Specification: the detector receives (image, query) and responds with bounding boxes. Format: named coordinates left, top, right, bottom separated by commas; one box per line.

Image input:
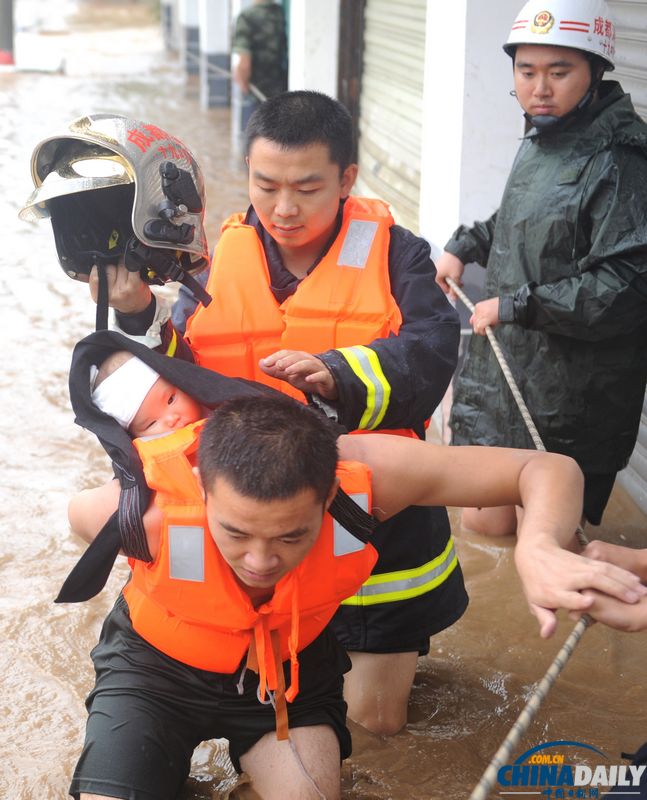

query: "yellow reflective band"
left=165, top=329, right=178, bottom=357
left=337, top=345, right=391, bottom=430
left=340, top=537, right=458, bottom=606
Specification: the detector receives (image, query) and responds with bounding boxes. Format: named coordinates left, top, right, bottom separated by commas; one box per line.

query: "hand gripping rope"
left=445, top=278, right=592, bottom=800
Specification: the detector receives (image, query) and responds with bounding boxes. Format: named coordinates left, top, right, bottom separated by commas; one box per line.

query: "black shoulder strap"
left=329, top=487, right=377, bottom=543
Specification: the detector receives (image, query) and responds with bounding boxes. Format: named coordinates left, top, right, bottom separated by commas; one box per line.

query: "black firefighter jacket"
left=169, top=202, right=460, bottom=436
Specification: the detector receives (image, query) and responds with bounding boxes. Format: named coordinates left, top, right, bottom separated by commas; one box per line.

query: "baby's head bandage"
left=91, top=356, right=160, bottom=430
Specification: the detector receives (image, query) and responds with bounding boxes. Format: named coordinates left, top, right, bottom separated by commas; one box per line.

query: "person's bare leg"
left=240, top=724, right=341, bottom=800
left=344, top=650, right=418, bottom=736
left=461, top=505, right=519, bottom=536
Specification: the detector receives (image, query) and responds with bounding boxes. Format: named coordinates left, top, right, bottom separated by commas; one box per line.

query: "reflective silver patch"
left=337, top=220, right=378, bottom=268
left=333, top=492, right=369, bottom=555
left=169, top=525, right=205, bottom=582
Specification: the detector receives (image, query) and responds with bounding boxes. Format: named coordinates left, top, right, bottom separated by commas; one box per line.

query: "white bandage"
left=91, top=356, right=160, bottom=429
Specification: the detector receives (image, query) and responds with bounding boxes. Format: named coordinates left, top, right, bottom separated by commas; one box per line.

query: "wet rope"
left=446, top=278, right=545, bottom=451
left=445, top=277, right=592, bottom=799
left=468, top=615, right=593, bottom=800
left=446, top=278, right=587, bottom=546
left=182, top=49, right=267, bottom=102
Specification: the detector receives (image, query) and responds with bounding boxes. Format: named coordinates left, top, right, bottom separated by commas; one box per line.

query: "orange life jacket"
left=123, top=420, right=378, bottom=712
left=185, top=196, right=403, bottom=398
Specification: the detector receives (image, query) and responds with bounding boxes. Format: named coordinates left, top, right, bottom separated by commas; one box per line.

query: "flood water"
left=1, top=3, right=646, bottom=799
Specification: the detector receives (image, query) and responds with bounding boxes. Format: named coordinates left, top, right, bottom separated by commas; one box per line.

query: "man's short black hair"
left=198, top=394, right=339, bottom=504
left=244, top=90, right=354, bottom=172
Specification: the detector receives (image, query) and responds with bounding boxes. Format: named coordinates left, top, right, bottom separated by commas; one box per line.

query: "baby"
left=70, top=352, right=206, bottom=550
left=91, top=350, right=204, bottom=438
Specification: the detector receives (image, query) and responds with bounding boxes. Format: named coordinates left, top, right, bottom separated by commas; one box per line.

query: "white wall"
left=199, top=0, right=229, bottom=54
left=419, top=0, right=522, bottom=257
left=178, top=0, right=200, bottom=27
left=288, top=0, right=340, bottom=95
left=418, top=0, right=467, bottom=257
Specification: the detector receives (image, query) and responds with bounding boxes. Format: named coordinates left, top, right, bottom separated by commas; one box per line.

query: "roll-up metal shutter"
left=608, top=0, right=647, bottom=120
left=354, top=0, right=426, bottom=233
left=610, top=1, right=647, bottom=512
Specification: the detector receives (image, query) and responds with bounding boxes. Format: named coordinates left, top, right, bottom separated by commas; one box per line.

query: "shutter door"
left=610, top=1, right=647, bottom=511
left=354, top=0, right=426, bottom=233
left=608, top=0, right=647, bottom=120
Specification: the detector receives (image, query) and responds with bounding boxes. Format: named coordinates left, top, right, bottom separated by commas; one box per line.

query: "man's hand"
left=434, top=251, right=465, bottom=299
left=259, top=350, right=338, bottom=400
left=88, top=263, right=152, bottom=315
left=470, top=297, right=500, bottom=335
left=514, top=538, right=647, bottom=638
left=567, top=540, right=647, bottom=632
left=581, top=540, right=647, bottom=582
left=569, top=592, right=647, bottom=632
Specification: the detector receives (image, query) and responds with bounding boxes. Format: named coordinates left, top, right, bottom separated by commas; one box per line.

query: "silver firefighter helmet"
left=19, top=113, right=209, bottom=285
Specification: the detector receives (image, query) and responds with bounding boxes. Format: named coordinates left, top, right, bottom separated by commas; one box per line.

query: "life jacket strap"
left=270, top=630, right=289, bottom=741
left=285, top=582, right=300, bottom=703
left=329, top=486, right=377, bottom=544
left=246, top=626, right=290, bottom=741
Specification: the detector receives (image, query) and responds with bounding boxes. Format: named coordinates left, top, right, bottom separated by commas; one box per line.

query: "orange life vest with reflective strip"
left=123, top=420, right=378, bottom=705
left=185, top=196, right=403, bottom=398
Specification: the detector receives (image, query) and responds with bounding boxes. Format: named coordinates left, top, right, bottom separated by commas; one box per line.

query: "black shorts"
left=69, top=594, right=352, bottom=800
left=582, top=471, right=617, bottom=526
left=330, top=505, right=469, bottom=654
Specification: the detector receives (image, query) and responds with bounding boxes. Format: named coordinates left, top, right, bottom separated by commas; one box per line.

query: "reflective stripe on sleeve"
left=340, top=537, right=458, bottom=606
left=337, top=345, right=391, bottom=430
left=165, top=329, right=178, bottom=357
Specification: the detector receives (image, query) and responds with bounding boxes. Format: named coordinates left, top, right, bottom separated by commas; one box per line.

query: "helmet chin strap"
left=95, top=262, right=110, bottom=332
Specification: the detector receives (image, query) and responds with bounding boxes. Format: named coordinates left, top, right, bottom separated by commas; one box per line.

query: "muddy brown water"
left=1, top=4, right=645, bottom=798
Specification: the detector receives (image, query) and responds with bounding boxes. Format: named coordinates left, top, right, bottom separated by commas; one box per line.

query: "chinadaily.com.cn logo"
left=497, top=740, right=646, bottom=798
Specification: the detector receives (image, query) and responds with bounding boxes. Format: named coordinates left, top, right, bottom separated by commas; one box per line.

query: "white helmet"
left=19, top=113, right=209, bottom=285
left=503, top=0, right=615, bottom=70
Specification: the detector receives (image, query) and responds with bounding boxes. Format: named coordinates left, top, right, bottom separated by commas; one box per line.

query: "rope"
left=182, top=48, right=267, bottom=102
left=446, top=278, right=588, bottom=545
left=468, top=615, right=593, bottom=800
left=445, top=277, right=592, bottom=798
left=446, top=278, right=544, bottom=451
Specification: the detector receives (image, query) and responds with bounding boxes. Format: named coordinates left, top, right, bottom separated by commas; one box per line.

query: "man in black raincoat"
left=435, top=0, right=647, bottom=535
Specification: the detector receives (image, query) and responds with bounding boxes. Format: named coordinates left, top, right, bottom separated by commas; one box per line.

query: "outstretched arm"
left=337, top=434, right=579, bottom=521
left=337, top=434, right=646, bottom=636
